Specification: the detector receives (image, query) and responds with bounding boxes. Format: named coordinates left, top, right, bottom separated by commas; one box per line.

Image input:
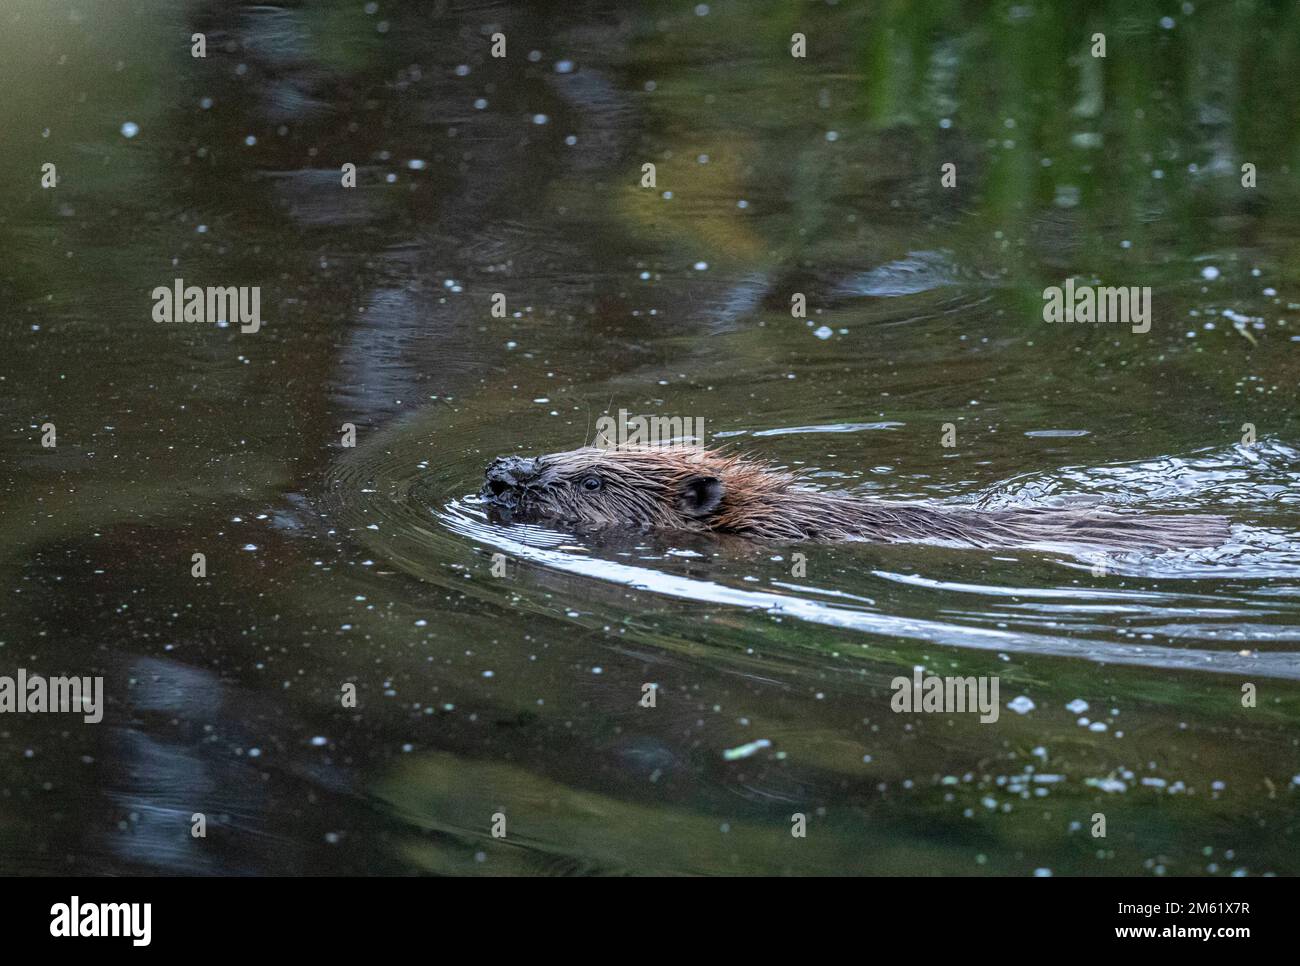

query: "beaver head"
left=479, top=446, right=794, bottom=533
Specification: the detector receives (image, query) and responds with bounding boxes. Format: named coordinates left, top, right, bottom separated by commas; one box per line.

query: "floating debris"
left=723, top=738, right=771, bottom=761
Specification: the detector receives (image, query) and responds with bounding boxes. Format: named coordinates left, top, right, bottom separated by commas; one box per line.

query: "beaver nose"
left=483, top=457, right=539, bottom=499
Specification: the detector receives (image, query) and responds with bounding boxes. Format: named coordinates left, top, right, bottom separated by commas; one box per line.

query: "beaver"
left=479, top=446, right=1231, bottom=551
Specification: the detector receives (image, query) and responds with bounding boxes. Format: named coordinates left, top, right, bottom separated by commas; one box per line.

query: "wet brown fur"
left=483, top=446, right=1231, bottom=552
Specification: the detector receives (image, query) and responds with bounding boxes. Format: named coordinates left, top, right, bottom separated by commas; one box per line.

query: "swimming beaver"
left=479, top=446, right=1231, bottom=551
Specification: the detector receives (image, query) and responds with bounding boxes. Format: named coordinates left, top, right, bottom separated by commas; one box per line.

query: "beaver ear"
left=678, top=476, right=724, bottom=518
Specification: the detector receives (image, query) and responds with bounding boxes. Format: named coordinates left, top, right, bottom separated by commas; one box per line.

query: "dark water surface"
left=3, top=0, right=1300, bottom=875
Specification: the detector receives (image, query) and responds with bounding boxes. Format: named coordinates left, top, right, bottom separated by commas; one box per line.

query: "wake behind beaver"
left=478, top=446, right=1232, bottom=552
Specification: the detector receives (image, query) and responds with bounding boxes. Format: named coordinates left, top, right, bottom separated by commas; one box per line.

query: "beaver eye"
left=579, top=475, right=603, bottom=492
